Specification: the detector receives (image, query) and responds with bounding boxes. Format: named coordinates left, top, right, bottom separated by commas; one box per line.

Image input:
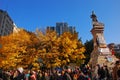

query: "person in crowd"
left=0, top=70, right=11, bottom=80
left=24, top=70, right=30, bottom=80
left=44, top=71, right=50, bottom=80
left=91, top=64, right=100, bottom=80
left=104, top=65, right=110, bottom=80
left=12, top=67, right=25, bottom=80
left=77, top=70, right=87, bottom=80
left=73, top=73, right=78, bottom=80
left=117, top=68, right=120, bottom=80
left=65, top=68, right=73, bottom=80
left=116, top=60, right=120, bottom=80
left=36, top=70, right=42, bottom=80
left=113, top=60, right=120, bottom=80
left=49, top=70, right=58, bottom=80
left=29, top=70, right=36, bottom=80
left=98, top=66, right=106, bottom=80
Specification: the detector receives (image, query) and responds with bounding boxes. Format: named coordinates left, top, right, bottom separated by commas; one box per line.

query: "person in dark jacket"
left=98, top=66, right=106, bottom=80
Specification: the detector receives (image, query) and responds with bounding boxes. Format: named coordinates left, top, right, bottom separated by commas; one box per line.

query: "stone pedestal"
left=89, top=12, right=118, bottom=77
left=89, top=49, right=118, bottom=69
left=89, top=49, right=118, bottom=78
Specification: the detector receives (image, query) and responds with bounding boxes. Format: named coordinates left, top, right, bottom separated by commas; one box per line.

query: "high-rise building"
left=69, top=26, right=75, bottom=34
left=56, top=22, right=69, bottom=36
left=47, top=26, right=56, bottom=31
left=46, top=22, right=76, bottom=36
left=0, top=9, right=19, bottom=36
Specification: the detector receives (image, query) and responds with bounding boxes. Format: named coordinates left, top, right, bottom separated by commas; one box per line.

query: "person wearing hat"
left=12, top=67, right=25, bottom=80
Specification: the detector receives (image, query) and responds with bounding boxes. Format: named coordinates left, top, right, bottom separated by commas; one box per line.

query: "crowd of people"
left=0, top=61, right=120, bottom=80
left=0, top=65, right=91, bottom=80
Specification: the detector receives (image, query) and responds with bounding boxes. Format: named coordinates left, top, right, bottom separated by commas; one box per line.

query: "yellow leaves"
left=53, top=61, right=61, bottom=67
left=2, top=60, right=8, bottom=65
left=0, top=29, right=39, bottom=69
left=58, top=32, right=85, bottom=65
left=79, top=54, right=86, bottom=59
left=47, top=64, right=51, bottom=68
left=32, top=63, right=39, bottom=69
left=61, top=60, right=67, bottom=65
left=46, top=53, right=52, bottom=58
left=0, top=29, right=86, bottom=69
left=79, top=47, right=86, bottom=53
left=66, top=48, right=72, bottom=54
left=66, top=58, right=70, bottom=62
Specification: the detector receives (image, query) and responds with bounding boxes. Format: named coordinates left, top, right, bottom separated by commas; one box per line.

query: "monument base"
left=89, top=48, right=118, bottom=78
left=90, top=12, right=118, bottom=79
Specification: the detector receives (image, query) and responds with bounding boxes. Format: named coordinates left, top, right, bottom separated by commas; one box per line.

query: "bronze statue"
left=91, top=11, right=98, bottom=22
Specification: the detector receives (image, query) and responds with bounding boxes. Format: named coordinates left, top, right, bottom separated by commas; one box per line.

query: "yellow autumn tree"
left=36, top=29, right=61, bottom=68
left=58, top=32, right=86, bottom=66
left=0, top=28, right=86, bottom=69
left=0, top=29, right=39, bottom=69
left=36, top=30, right=85, bottom=68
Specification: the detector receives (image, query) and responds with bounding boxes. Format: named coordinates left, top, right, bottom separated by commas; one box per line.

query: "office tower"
left=69, top=26, right=75, bottom=34
left=46, top=22, right=76, bottom=36
left=0, top=9, right=19, bottom=36
left=47, top=26, right=56, bottom=31
left=56, top=22, right=69, bottom=36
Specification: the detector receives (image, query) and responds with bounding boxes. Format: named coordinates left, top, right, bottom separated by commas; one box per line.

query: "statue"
left=91, top=11, right=98, bottom=22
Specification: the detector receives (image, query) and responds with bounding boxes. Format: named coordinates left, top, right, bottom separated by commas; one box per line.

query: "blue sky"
left=0, top=0, right=120, bottom=44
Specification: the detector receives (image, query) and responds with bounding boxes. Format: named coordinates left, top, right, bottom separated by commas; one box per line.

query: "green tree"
left=84, top=39, right=93, bottom=64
